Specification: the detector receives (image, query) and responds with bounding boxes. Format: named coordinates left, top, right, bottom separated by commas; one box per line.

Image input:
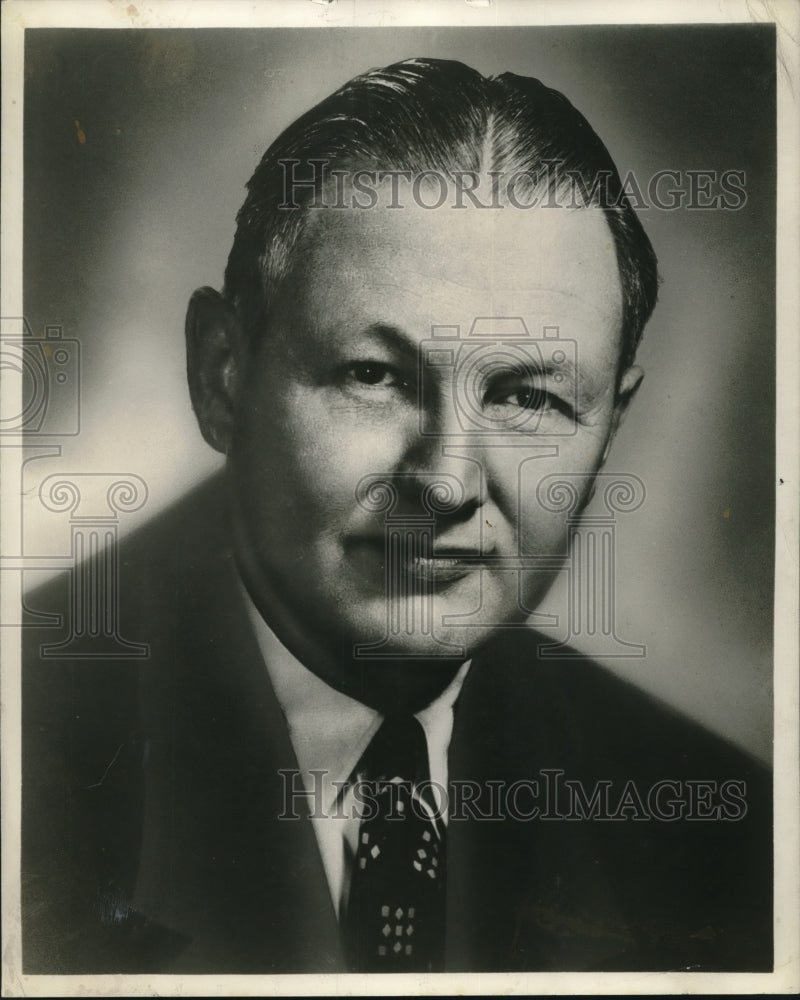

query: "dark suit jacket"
left=21, top=475, right=773, bottom=974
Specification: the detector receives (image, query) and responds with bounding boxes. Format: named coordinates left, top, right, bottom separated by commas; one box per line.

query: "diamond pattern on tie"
left=342, top=714, right=446, bottom=972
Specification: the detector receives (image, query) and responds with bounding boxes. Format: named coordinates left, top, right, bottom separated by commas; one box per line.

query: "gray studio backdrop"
left=23, top=25, right=775, bottom=761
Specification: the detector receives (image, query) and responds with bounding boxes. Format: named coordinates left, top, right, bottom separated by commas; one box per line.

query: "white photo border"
left=2, top=1, right=798, bottom=996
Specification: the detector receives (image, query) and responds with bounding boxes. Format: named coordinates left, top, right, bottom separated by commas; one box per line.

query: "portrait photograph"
left=1, top=1, right=798, bottom=996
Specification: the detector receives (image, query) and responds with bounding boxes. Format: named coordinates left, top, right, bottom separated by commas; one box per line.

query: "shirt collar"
left=239, top=580, right=471, bottom=810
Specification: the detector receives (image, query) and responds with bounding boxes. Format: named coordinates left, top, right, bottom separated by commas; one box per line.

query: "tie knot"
left=357, top=713, right=430, bottom=787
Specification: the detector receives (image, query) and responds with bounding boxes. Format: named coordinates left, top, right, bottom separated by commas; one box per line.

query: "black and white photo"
left=1, top=1, right=798, bottom=995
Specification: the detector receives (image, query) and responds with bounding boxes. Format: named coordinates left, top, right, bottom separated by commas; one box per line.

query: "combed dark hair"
left=224, top=57, right=658, bottom=371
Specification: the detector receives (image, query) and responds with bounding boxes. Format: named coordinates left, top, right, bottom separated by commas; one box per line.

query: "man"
left=22, top=58, right=771, bottom=974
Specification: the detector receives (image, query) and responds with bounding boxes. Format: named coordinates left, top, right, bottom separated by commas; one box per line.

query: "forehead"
left=277, top=194, right=622, bottom=345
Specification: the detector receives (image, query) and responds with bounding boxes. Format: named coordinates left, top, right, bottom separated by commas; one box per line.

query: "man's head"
left=186, top=58, right=658, bottom=703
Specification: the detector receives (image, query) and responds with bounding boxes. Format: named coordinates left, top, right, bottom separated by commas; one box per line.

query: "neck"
left=235, top=558, right=465, bottom=715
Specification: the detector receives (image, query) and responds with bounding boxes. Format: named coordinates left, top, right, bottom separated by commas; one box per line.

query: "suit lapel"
left=445, top=634, right=634, bottom=971
left=132, top=514, right=344, bottom=972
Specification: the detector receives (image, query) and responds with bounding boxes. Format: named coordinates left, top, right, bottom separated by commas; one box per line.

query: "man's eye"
left=502, top=386, right=549, bottom=411
left=347, top=361, right=406, bottom=389
left=485, top=382, right=551, bottom=412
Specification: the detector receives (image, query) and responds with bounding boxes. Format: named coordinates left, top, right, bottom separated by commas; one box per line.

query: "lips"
left=346, top=535, right=494, bottom=588
left=402, top=554, right=476, bottom=585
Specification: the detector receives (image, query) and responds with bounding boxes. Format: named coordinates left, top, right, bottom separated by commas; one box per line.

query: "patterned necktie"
left=342, top=713, right=446, bottom=972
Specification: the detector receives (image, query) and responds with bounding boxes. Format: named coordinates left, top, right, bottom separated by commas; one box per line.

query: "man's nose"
left=394, top=407, right=484, bottom=518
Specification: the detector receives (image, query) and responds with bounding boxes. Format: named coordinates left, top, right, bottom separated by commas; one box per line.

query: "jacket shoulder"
left=456, top=627, right=772, bottom=971
left=471, top=626, right=769, bottom=779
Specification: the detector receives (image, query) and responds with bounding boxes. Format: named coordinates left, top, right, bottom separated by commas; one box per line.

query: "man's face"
left=225, top=191, right=639, bottom=666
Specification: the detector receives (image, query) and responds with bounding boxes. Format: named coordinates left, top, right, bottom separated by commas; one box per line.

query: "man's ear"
left=185, top=287, right=244, bottom=455
left=600, top=364, right=644, bottom=467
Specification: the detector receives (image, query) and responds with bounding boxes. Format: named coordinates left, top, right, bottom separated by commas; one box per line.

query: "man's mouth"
left=403, top=553, right=475, bottom=584
left=348, top=537, right=494, bottom=587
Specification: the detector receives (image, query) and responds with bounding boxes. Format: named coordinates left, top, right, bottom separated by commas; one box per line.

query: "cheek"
left=240, top=393, right=409, bottom=526
left=487, top=432, right=611, bottom=539
left=516, top=502, right=570, bottom=556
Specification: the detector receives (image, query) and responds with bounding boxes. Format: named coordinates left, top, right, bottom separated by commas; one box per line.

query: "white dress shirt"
left=240, top=585, right=471, bottom=918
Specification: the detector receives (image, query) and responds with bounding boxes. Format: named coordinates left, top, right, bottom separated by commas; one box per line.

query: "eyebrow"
left=327, top=322, right=424, bottom=364
left=340, top=324, right=578, bottom=370
left=326, top=321, right=608, bottom=402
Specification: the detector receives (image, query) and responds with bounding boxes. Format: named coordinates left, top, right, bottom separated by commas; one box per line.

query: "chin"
left=343, top=593, right=512, bottom=662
